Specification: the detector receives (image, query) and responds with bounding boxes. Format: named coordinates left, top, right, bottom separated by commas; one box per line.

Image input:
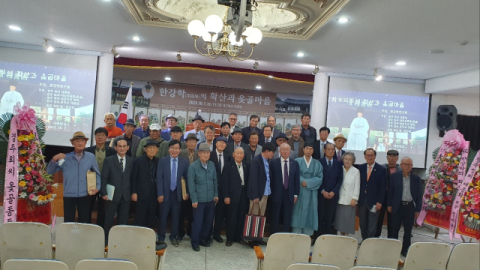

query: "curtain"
left=457, top=114, right=480, bottom=151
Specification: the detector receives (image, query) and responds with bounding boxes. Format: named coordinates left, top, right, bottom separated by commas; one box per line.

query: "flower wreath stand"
left=1, top=103, right=56, bottom=224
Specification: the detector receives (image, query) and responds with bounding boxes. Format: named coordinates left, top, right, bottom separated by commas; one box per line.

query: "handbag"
left=181, top=177, right=188, bottom=200
left=86, top=171, right=97, bottom=195
left=242, top=202, right=266, bottom=241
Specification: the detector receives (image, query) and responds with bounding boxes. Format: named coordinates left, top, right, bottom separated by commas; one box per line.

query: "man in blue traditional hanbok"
left=347, top=107, right=369, bottom=150
left=291, top=143, right=323, bottom=236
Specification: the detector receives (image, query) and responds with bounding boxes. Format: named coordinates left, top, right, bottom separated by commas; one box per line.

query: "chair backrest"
left=349, top=267, right=395, bottom=270
left=0, top=222, right=52, bottom=267
left=55, top=223, right=106, bottom=270
left=356, top=238, right=402, bottom=269
left=3, top=259, right=68, bottom=270
left=287, top=263, right=341, bottom=270
left=263, top=233, right=311, bottom=270
left=107, top=225, right=156, bottom=270
left=76, top=259, right=138, bottom=270
left=403, top=242, right=451, bottom=270
left=311, top=235, right=358, bottom=270
left=446, top=243, right=480, bottom=270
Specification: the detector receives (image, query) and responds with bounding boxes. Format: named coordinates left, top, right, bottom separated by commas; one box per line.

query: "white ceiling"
left=0, top=0, right=478, bottom=80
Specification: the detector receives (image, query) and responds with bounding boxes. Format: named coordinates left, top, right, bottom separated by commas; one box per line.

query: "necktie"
left=329, top=160, right=332, bottom=168
left=219, top=153, right=223, bottom=173
left=150, top=159, right=155, bottom=182
left=171, top=158, right=177, bottom=191
left=337, top=151, right=341, bottom=160
left=367, top=166, right=372, bottom=181
left=284, top=160, right=289, bottom=189
left=120, top=158, right=124, bottom=173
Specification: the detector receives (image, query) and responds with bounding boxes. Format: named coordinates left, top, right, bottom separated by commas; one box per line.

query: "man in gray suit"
left=111, top=118, right=141, bottom=158
left=101, top=138, right=134, bottom=242
left=267, top=116, right=281, bottom=140
left=274, top=133, right=297, bottom=159
left=184, top=113, right=206, bottom=143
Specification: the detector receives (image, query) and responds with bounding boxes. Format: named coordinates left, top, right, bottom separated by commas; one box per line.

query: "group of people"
left=48, top=112, right=422, bottom=256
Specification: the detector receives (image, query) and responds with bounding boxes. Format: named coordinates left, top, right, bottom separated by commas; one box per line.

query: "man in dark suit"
left=313, top=127, right=330, bottom=160
left=300, top=113, right=317, bottom=146
left=270, top=143, right=300, bottom=234
left=242, top=115, right=262, bottom=144
left=101, top=138, right=134, bottom=242
left=317, top=143, right=343, bottom=236
left=226, top=128, right=251, bottom=163
left=267, top=115, right=281, bottom=140
left=377, top=149, right=402, bottom=238
left=223, top=147, right=250, bottom=246
left=85, top=127, right=117, bottom=226
left=131, top=140, right=159, bottom=229
left=157, top=140, right=189, bottom=247
left=259, top=125, right=274, bottom=146
left=333, top=134, right=347, bottom=161
left=387, top=157, right=422, bottom=257
left=358, top=148, right=387, bottom=241
left=209, top=137, right=229, bottom=243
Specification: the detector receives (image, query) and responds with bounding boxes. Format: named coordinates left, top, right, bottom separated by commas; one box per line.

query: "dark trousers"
left=317, top=195, right=338, bottom=235
left=375, top=197, right=393, bottom=237
left=392, top=202, right=415, bottom=254
left=271, top=190, right=293, bottom=234
left=191, top=201, right=215, bottom=246
left=104, top=196, right=130, bottom=241
left=64, top=196, right=90, bottom=223
left=359, top=202, right=380, bottom=241
left=134, top=194, right=158, bottom=228
left=159, top=190, right=181, bottom=242
left=178, top=198, right=193, bottom=238
left=212, top=198, right=228, bottom=237
left=87, top=194, right=105, bottom=227
left=227, top=187, right=249, bottom=242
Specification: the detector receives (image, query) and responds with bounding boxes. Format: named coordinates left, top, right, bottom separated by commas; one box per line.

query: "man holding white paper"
left=101, top=139, right=134, bottom=242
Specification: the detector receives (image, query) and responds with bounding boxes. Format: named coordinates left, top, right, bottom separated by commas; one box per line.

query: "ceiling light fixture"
left=165, top=77, right=171, bottom=81
left=338, top=17, right=349, bottom=24
left=176, top=51, right=182, bottom=62
left=252, top=59, right=259, bottom=70
left=429, top=49, right=444, bottom=54
left=256, top=85, right=262, bottom=90
left=187, top=2, right=262, bottom=62
left=8, top=25, right=22, bottom=31
left=396, top=61, right=406, bottom=66
left=268, top=75, right=273, bottom=78
left=374, top=69, right=383, bottom=81
left=132, top=36, right=141, bottom=42
left=43, top=39, right=54, bottom=52
left=296, top=52, right=305, bottom=57
left=111, top=46, right=120, bottom=58
left=312, top=65, right=319, bottom=75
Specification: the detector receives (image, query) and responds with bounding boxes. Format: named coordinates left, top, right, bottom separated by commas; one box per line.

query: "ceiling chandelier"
left=187, top=0, right=262, bottom=62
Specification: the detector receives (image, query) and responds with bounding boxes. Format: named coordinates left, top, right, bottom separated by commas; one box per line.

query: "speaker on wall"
left=437, top=105, right=457, bottom=134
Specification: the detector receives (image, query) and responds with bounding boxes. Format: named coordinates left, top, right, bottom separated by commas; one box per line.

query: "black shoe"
left=401, top=252, right=407, bottom=257
left=259, top=240, right=267, bottom=245
left=204, top=238, right=212, bottom=245
left=177, top=235, right=184, bottom=241
left=199, top=240, right=210, bottom=247
left=170, top=239, right=179, bottom=247
left=213, top=235, right=223, bottom=243
left=235, top=240, right=248, bottom=246
left=156, top=241, right=167, bottom=251
left=226, top=241, right=233, bottom=246
left=248, top=241, right=259, bottom=249
left=192, top=245, right=200, bottom=252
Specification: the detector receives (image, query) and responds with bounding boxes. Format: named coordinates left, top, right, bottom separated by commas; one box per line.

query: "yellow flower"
left=17, top=135, right=25, bottom=141
left=434, top=193, right=438, bottom=198
left=28, top=133, right=35, bottom=140
left=19, top=150, right=27, bottom=155
left=465, top=200, right=469, bottom=205
left=455, top=161, right=459, bottom=164
left=19, top=181, right=26, bottom=187
left=47, top=194, right=52, bottom=200
left=474, top=214, right=480, bottom=219
left=470, top=212, right=474, bottom=217
left=448, top=153, right=452, bottom=157
left=26, top=167, right=32, bottom=172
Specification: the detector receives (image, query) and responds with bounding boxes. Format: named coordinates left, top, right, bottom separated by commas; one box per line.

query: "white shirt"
left=303, top=156, right=312, bottom=169
left=236, top=161, right=244, bottom=186
left=216, top=150, right=224, bottom=173
left=338, top=166, right=361, bottom=205
left=230, top=125, right=236, bottom=133
left=117, top=154, right=126, bottom=172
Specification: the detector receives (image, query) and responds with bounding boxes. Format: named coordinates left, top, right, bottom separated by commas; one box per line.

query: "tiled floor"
left=1, top=208, right=476, bottom=270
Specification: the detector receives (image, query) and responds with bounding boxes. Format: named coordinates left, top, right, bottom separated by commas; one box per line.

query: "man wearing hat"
left=287, top=124, right=305, bottom=158
left=136, top=123, right=165, bottom=158
left=333, top=134, right=347, bottom=161
left=184, top=113, right=206, bottom=143
left=159, top=126, right=187, bottom=158
left=133, top=114, right=151, bottom=139
left=85, top=127, right=117, bottom=226
left=0, top=79, right=24, bottom=115
left=161, top=114, right=184, bottom=141
left=188, top=143, right=219, bottom=251
left=274, top=133, right=297, bottom=159
left=226, top=127, right=251, bottom=163
left=47, top=131, right=101, bottom=223
left=131, top=140, right=160, bottom=229
left=376, top=149, right=402, bottom=238
left=111, top=118, right=141, bottom=158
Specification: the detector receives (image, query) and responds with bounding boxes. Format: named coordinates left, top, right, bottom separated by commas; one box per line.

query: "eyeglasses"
left=365, top=154, right=375, bottom=157
left=401, top=163, right=413, bottom=166
left=229, top=118, right=237, bottom=120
